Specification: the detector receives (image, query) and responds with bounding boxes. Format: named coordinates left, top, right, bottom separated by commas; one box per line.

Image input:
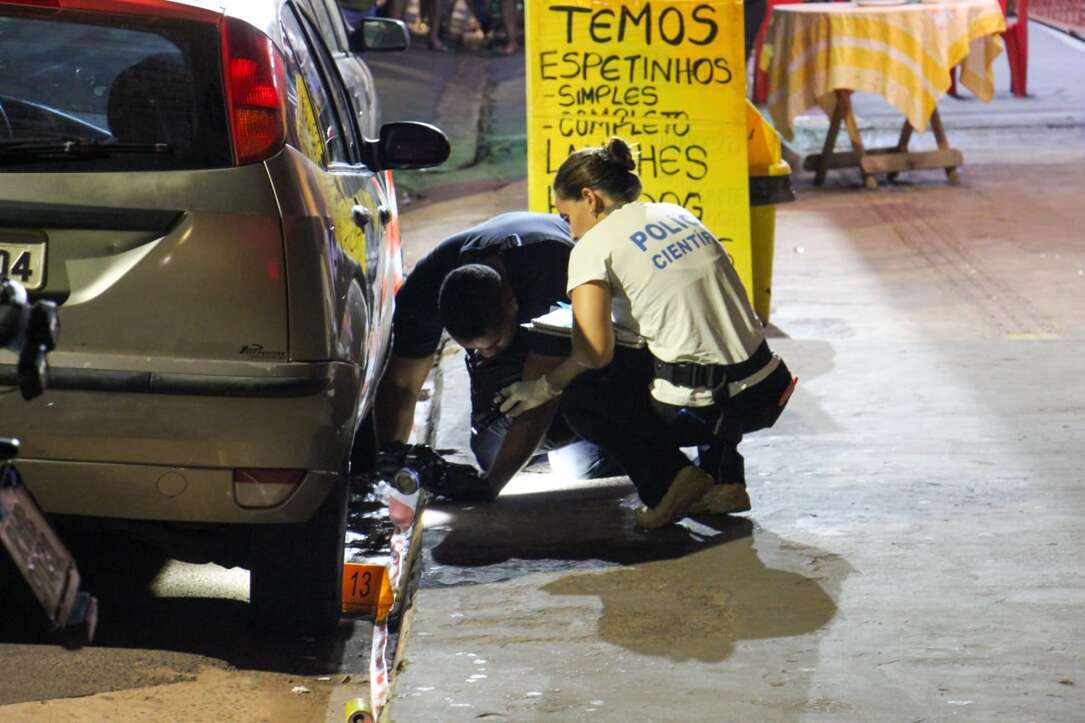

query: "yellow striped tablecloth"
left=763, top=0, right=1006, bottom=139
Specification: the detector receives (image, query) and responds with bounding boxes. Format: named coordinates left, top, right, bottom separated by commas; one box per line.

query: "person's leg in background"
left=425, top=0, right=448, bottom=50
left=744, top=0, right=767, bottom=61
left=381, top=0, right=406, bottom=20
left=469, top=0, right=493, bottom=35
left=440, top=0, right=480, bottom=43
left=495, top=0, right=518, bottom=54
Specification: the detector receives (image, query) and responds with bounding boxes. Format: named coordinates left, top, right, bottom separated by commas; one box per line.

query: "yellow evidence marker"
left=341, top=561, right=395, bottom=622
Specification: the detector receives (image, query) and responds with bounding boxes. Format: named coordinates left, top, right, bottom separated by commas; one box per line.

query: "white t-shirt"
left=567, top=202, right=764, bottom=406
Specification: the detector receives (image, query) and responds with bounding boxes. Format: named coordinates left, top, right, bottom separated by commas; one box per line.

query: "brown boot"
left=635, top=466, right=715, bottom=529
left=689, top=483, right=751, bottom=515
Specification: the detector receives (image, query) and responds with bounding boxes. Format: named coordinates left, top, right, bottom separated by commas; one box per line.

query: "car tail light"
left=222, top=17, right=286, bottom=165
left=233, top=468, right=305, bottom=508
left=0, top=1, right=60, bottom=7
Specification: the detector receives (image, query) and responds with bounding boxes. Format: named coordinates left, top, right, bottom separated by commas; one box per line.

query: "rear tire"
left=249, top=474, right=347, bottom=635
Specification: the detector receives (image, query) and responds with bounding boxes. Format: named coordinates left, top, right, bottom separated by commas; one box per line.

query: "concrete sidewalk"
left=372, top=25, right=1085, bottom=723
left=391, top=164, right=1085, bottom=722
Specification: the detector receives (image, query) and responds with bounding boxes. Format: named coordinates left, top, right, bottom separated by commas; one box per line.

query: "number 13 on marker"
left=341, top=562, right=390, bottom=616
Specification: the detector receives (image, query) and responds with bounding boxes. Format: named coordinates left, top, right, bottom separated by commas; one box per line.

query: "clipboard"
left=523, top=307, right=646, bottom=349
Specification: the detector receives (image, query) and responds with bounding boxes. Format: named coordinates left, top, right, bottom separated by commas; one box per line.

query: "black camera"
left=0, top=279, right=59, bottom=401
left=376, top=442, right=493, bottom=501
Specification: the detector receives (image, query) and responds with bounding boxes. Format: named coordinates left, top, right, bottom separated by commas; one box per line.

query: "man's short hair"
left=438, top=263, right=507, bottom=341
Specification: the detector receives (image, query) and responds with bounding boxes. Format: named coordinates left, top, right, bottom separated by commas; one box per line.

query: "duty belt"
left=652, top=341, right=774, bottom=390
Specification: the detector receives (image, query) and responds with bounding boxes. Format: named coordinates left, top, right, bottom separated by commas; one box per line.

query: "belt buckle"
left=710, top=373, right=729, bottom=402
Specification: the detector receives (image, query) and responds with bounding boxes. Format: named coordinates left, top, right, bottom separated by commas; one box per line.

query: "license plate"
left=0, top=475, right=76, bottom=624
left=0, top=241, right=46, bottom=290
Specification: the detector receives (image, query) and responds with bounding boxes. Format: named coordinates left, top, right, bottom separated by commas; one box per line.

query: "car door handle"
left=352, top=205, right=372, bottom=229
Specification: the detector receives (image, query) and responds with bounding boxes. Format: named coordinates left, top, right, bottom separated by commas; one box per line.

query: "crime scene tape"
left=364, top=519, right=409, bottom=718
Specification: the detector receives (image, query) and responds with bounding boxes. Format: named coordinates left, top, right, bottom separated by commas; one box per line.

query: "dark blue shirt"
left=392, top=212, right=573, bottom=359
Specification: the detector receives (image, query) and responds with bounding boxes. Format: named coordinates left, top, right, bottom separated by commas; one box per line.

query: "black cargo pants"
left=561, top=346, right=793, bottom=507
left=652, top=357, right=793, bottom=487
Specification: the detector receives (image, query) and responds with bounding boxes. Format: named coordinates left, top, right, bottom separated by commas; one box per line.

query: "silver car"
left=0, top=0, right=448, bottom=632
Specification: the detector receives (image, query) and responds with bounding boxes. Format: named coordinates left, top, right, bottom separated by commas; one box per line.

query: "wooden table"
left=763, top=0, right=1006, bottom=188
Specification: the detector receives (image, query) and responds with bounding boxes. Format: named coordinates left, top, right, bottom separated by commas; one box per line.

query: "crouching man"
left=374, top=212, right=614, bottom=500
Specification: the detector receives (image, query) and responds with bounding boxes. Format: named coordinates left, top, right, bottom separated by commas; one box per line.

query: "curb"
left=378, top=342, right=445, bottom=723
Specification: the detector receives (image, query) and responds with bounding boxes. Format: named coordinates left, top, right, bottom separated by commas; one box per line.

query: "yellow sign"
left=526, top=0, right=753, bottom=292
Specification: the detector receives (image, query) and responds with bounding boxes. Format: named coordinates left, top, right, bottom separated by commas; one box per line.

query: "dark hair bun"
left=603, top=137, right=636, bottom=172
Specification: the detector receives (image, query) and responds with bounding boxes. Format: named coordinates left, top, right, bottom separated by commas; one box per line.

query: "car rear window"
left=0, top=8, right=231, bottom=171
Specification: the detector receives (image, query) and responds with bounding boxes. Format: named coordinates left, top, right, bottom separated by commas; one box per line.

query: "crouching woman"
left=499, top=137, right=795, bottom=528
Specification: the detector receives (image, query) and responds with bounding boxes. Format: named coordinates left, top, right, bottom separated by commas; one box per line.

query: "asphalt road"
left=0, top=526, right=376, bottom=720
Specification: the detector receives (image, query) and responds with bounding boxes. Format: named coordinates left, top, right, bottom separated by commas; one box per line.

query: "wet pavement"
left=386, top=23, right=1085, bottom=721
left=392, top=164, right=1085, bottom=722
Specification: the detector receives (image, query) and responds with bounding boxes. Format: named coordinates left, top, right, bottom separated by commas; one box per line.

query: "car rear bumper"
left=17, top=460, right=337, bottom=524
left=3, top=360, right=364, bottom=524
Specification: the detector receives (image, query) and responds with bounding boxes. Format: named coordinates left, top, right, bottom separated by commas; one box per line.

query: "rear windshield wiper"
left=0, top=139, right=172, bottom=163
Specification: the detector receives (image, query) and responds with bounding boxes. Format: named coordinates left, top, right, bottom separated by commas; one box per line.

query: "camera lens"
left=392, top=467, right=421, bottom=495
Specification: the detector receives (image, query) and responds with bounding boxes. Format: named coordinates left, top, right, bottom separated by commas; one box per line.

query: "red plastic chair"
left=752, top=0, right=850, bottom=105
left=752, top=0, right=796, bottom=104
left=950, top=0, right=1028, bottom=97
